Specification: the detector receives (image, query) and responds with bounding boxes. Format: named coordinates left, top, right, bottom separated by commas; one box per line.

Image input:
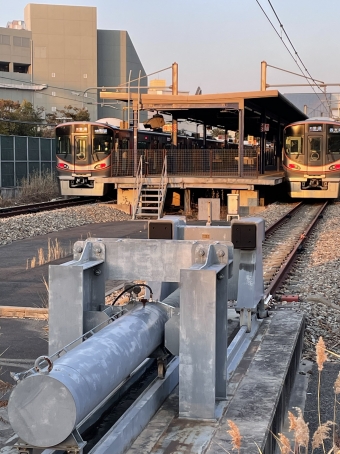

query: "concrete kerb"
left=0, top=307, right=48, bottom=320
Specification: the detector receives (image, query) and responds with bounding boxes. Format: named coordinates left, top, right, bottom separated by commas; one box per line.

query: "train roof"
left=55, top=120, right=224, bottom=140
left=285, top=117, right=340, bottom=128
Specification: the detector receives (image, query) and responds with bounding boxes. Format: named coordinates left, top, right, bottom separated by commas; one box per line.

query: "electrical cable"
left=111, top=284, right=153, bottom=306
left=266, top=0, right=332, bottom=115
left=255, top=0, right=332, bottom=116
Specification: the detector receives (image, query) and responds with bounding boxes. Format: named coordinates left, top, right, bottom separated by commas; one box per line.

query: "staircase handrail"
left=132, top=155, right=144, bottom=220
left=158, top=154, right=168, bottom=219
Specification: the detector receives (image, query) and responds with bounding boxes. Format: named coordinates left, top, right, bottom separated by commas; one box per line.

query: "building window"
left=52, top=91, right=56, bottom=96
left=51, top=72, right=55, bottom=78
left=13, top=36, right=30, bottom=47
left=0, top=35, right=10, bottom=45
left=13, top=63, right=30, bottom=73
left=13, top=36, right=21, bottom=46
left=22, top=38, right=30, bottom=48
left=51, top=107, right=56, bottom=112
left=0, top=62, right=9, bottom=72
left=83, top=74, right=87, bottom=78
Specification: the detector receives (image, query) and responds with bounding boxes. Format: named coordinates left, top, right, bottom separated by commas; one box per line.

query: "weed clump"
left=0, top=170, right=60, bottom=207
left=18, top=170, right=60, bottom=204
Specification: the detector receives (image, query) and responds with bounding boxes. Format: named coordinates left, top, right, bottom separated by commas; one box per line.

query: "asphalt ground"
left=0, top=220, right=148, bottom=307
left=0, top=220, right=147, bottom=386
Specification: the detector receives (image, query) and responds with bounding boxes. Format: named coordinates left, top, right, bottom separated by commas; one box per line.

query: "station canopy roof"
left=100, top=89, right=307, bottom=139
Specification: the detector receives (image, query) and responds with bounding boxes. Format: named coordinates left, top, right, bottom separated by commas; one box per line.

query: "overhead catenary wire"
left=255, top=0, right=332, bottom=116
left=266, top=0, right=332, bottom=115
left=0, top=65, right=172, bottom=107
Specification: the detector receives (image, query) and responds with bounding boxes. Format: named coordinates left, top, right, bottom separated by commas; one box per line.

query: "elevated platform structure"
left=100, top=88, right=307, bottom=175
left=97, top=88, right=305, bottom=215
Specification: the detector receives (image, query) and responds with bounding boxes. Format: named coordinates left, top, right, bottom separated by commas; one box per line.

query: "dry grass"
left=26, top=238, right=71, bottom=269
left=227, top=419, right=242, bottom=453
left=0, top=197, right=15, bottom=208
left=221, top=336, right=340, bottom=454
left=39, top=275, right=49, bottom=309
left=0, top=380, right=12, bottom=396
left=0, top=170, right=60, bottom=208
left=17, top=170, right=60, bottom=204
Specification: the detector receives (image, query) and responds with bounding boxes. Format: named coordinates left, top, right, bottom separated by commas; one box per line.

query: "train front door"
left=306, top=135, right=324, bottom=171
left=73, top=135, right=90, bottom=169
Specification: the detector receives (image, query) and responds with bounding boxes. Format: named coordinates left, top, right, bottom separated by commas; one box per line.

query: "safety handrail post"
left=132, top=155, right=143, bottom=220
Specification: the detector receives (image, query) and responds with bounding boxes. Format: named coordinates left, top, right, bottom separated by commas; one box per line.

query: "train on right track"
left=283, top=117, right=340, bottom=198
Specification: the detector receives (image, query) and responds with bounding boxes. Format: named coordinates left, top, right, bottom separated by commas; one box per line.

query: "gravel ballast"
left=0, top=204, right=130, bottom=246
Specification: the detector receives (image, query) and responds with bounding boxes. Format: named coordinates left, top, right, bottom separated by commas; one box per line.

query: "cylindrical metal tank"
left=8, top=303, right=169, bottom=448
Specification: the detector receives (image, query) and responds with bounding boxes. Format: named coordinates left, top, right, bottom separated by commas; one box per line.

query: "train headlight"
left=94, top=163, right=107, bottom=170
left=329, top=164, right=340, bottom=171
left=57, top=163, right=69, bottom=169
left=288, top=163, right=301, bottom=170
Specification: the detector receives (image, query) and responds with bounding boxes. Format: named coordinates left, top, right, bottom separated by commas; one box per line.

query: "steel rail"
left=265, top=201, right=303, bottom=236
left=0, top=197, right=95, bottom=219
left=264, top=201, right=328, bottom=298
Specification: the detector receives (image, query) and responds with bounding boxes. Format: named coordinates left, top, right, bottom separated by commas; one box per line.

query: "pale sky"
left=1, top=0, right=339, bottom=96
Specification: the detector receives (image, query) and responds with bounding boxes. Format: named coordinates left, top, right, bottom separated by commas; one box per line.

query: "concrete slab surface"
left=127, top=311, right=304, bottom=454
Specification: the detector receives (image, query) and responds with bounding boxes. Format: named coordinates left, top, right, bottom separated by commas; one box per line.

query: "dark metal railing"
left=111, top=148, right=259, bottom=178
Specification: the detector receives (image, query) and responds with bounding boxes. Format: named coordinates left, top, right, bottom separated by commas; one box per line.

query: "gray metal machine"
left=8, top=216, right=266, bottom=454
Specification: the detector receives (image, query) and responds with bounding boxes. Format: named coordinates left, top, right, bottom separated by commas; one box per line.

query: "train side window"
left=286, top=137, right=303, bottom=155
left=57, top=136, right=70, bottom=154
left=327, top=135, right=340, bottom=161
left=122, top=139, right=129, bottom=149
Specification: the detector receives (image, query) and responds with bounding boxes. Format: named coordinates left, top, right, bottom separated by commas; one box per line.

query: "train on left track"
left=56, top=120, right=228, bottom=197
left=283, top=117, right=340, bottom=198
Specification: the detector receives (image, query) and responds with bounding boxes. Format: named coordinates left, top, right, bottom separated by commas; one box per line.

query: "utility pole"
left=261, top=61, right=267, bottom=91
left=172, top=62, right=178, bottom=147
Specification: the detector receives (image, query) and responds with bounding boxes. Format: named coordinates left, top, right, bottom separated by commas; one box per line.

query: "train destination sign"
left=309, top=125, right=322, bottom=132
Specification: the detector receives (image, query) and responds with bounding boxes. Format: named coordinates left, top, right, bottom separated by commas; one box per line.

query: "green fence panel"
left=1, top=136, right=14, bottom=161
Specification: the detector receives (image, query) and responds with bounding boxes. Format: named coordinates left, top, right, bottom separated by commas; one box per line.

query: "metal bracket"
left=239, top=308, right=252, bottom=332
left=192, top=242, right=233, bottom=277
left=73, top=238, right=105, bottom=263
left=15, top=429, right=86, bottom=454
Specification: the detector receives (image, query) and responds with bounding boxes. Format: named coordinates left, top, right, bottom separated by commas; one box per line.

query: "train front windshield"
left=56, top=125, right=71, bottom=156
left=284, top=125, right=304, bottom=156
left=92, top=126, right=114, bottom=155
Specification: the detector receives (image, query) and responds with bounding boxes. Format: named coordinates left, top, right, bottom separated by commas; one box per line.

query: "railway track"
left=263, top=201, right=328, bottom=300
left=0, top=197, right=95, bottom=219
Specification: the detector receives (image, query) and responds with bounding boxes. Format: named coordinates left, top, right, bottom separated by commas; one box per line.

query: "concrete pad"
left=127, top=311, right=304, bottom=454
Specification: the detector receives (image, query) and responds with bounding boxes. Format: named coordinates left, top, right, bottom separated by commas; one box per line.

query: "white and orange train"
left=283, top=118, right=340, bottom=198
left=55, top=120, right=226, bottom=197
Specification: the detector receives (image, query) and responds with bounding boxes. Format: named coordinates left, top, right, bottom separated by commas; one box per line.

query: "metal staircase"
left=132, top=155, right=167, bottom=220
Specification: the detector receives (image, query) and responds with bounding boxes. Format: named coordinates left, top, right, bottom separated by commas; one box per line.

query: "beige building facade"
left=0, top=3, right=146, bottom=121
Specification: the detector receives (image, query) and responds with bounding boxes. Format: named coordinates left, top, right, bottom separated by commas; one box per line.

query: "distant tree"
left=46, top=105, right=90, bottom=125
left=211, top=127, right=225, bottom=138
left=0, top=99, right=44, bottom=136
